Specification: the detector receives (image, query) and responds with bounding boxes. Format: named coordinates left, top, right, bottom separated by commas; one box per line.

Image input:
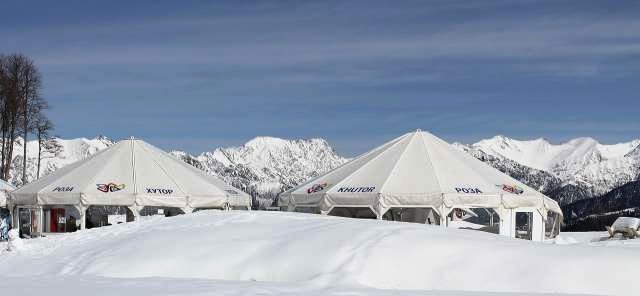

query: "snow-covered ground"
left=1, top=211, right=638, bottom=295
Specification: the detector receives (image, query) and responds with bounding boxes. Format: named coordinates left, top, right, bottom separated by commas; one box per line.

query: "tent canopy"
left=10, top=138, right=251, bottom=209
left=281, top=130, right=561, bottom=216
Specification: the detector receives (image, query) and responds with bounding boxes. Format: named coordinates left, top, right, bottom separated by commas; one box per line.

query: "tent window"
left=383, top=208, right=441, bottom=225
left=18, top=207, right=42, bottom=238
left=43, top=206, right=81, bottom=233
left=447, top=208, right=500, bottom=234
left=545, top=211, right=561, bottom=239
left=193, top=207, right=224, bottom=212
left=140, top=206, right=185, bottom=217
left=86, top=206, right=134, bottom=229
left=329, top=207, right=376, bottom=219
left=294, top=207, right=320, bottom=214
left=515, top=211, right=533, bottom=240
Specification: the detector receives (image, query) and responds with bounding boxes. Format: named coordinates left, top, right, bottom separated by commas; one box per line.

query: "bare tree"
left=0, top=53, right=49, bottom=184
left=35, top=113, right=53, bottom=178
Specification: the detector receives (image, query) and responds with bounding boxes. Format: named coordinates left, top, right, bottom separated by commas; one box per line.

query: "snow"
left=1, top=211, right=639, bottom=295
left=468, top=135, right=640, bottom=195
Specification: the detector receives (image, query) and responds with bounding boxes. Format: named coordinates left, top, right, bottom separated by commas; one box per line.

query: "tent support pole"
left=79, top=204, right=86, bottom=230
left=130, top=205, right=141, bottom=221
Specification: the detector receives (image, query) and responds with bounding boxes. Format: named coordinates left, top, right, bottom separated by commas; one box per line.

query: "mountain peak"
left=245, top=136, right=289, bottom=148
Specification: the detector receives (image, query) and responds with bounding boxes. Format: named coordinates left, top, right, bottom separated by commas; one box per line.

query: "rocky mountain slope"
left=455, top=136, right=640, bottom=205
left=562, top=180, right=640, bottom=231
left=170, top=137, right=348, bottom=208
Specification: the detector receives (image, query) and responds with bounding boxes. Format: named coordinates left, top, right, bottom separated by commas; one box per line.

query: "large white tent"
left=280, top=130, right=562, bottom=241
left=10, top=138, right=251, bottom=233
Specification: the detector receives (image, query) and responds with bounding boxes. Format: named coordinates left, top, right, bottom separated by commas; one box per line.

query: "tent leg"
left=129, top=206, right=141, bottom=221
left=182, top=207, right=193, bottom=214
left=77, top=205, right=86, bottom=230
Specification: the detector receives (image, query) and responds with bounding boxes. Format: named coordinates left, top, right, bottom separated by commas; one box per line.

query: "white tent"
left=0, top=179, right=16, bottom=208
left=10, top=138, right=251, bottom=231
left=280, top=130, right=562, bottom=241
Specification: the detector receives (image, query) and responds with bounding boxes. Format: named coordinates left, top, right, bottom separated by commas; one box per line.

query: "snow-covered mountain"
left=170, top=137, right=348, bottom=208
left=455, top=136, right=640, bottom=204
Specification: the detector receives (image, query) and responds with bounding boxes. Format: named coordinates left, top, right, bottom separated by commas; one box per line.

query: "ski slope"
left=1, top=211, right=638, bottom=295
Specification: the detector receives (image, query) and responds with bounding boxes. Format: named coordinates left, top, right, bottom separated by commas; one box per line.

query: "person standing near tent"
left=0, top=211, right=11, bottom=241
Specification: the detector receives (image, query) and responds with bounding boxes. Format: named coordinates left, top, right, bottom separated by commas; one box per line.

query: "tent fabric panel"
left=380, top=192, right=443, bottom=208
left=132, top=142, right=189, bottom=199
left=329, top=135, right=411, bottom=195
left=81, top=193, right=136, bottom=206
left=9, top=143, right=127, bottom=206
left=289, top=133, right=410, bottom=196
left=501, top=194, right=544, bottom=209
left=83, top=142, right=135, bottom=197
left=38, top=193, right=82, bottom=205
left=381, top=133, right=442, bottom=194
left=290, top=193, right=324, bottom=207
left=442, top=194, right=502, bottom=208
left=323, top=193, right=379, bottom=209
left=188, top=195, right=231, bottom=208
left=544, top=197, right=562, bottom=215
left=420, top=133, right=505, bottom=195
left=139, top=141, right=247, bottom=200
left=136, top=195, right=188, bottom=207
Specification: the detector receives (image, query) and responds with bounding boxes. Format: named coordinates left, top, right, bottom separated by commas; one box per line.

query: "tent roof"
left=282, top=130, right=561, bottom=215
left=10, top=138, right=250, bottom=208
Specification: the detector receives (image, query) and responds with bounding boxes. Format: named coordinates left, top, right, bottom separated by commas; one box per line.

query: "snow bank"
left=1, top=211, right=638, bottom=295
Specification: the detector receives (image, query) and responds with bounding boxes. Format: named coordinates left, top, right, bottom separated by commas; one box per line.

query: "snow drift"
left=1, top=211, right=637, bottom=295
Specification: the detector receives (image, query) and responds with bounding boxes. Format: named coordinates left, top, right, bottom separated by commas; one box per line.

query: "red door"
left=50, top=209, right=66, bottom=232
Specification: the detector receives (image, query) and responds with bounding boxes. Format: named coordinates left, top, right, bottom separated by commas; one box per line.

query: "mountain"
left=455, top=136, right=640, bottom=205
left=562, top=180, right=640, bottom=232
left=170, top=137, right=348, bottom=208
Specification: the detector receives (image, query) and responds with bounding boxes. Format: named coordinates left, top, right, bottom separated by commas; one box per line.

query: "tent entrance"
left=383, top=207, right=440, bottom=225
left=17, top=207, right=42, bottom=238
left=447, top=207, right=500, bottom=234
left=545, top=210, right=561, bottom=239
left=329, top=207, right=377, bottom=219
left=86, top=206, right=134, bottom=229
left=140, top=206, right=184, bottom=217
left=515, top=211, right=533, bottom=240
left=43, top=206, right=81, bottom=233
left=293, top=206, right=320, bottom=214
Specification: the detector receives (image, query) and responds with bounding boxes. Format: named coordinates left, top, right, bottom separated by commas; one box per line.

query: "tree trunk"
left=0, top=125, right=6, bottom=180
left=5, top=116, right=17, bottom=181
left=37, top=131, right=42, bottom=179
left=22, top=97, right=28, bottom=185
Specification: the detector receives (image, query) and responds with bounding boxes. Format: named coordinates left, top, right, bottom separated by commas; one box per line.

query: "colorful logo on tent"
left=97, top=183, right=126, bottom=193
left=499, top=184, right=524, bottom=195
left=307, top=183, right=329, bottom=194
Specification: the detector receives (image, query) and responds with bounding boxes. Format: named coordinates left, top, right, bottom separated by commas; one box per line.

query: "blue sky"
left=1, top=0, right=639, bottom=156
